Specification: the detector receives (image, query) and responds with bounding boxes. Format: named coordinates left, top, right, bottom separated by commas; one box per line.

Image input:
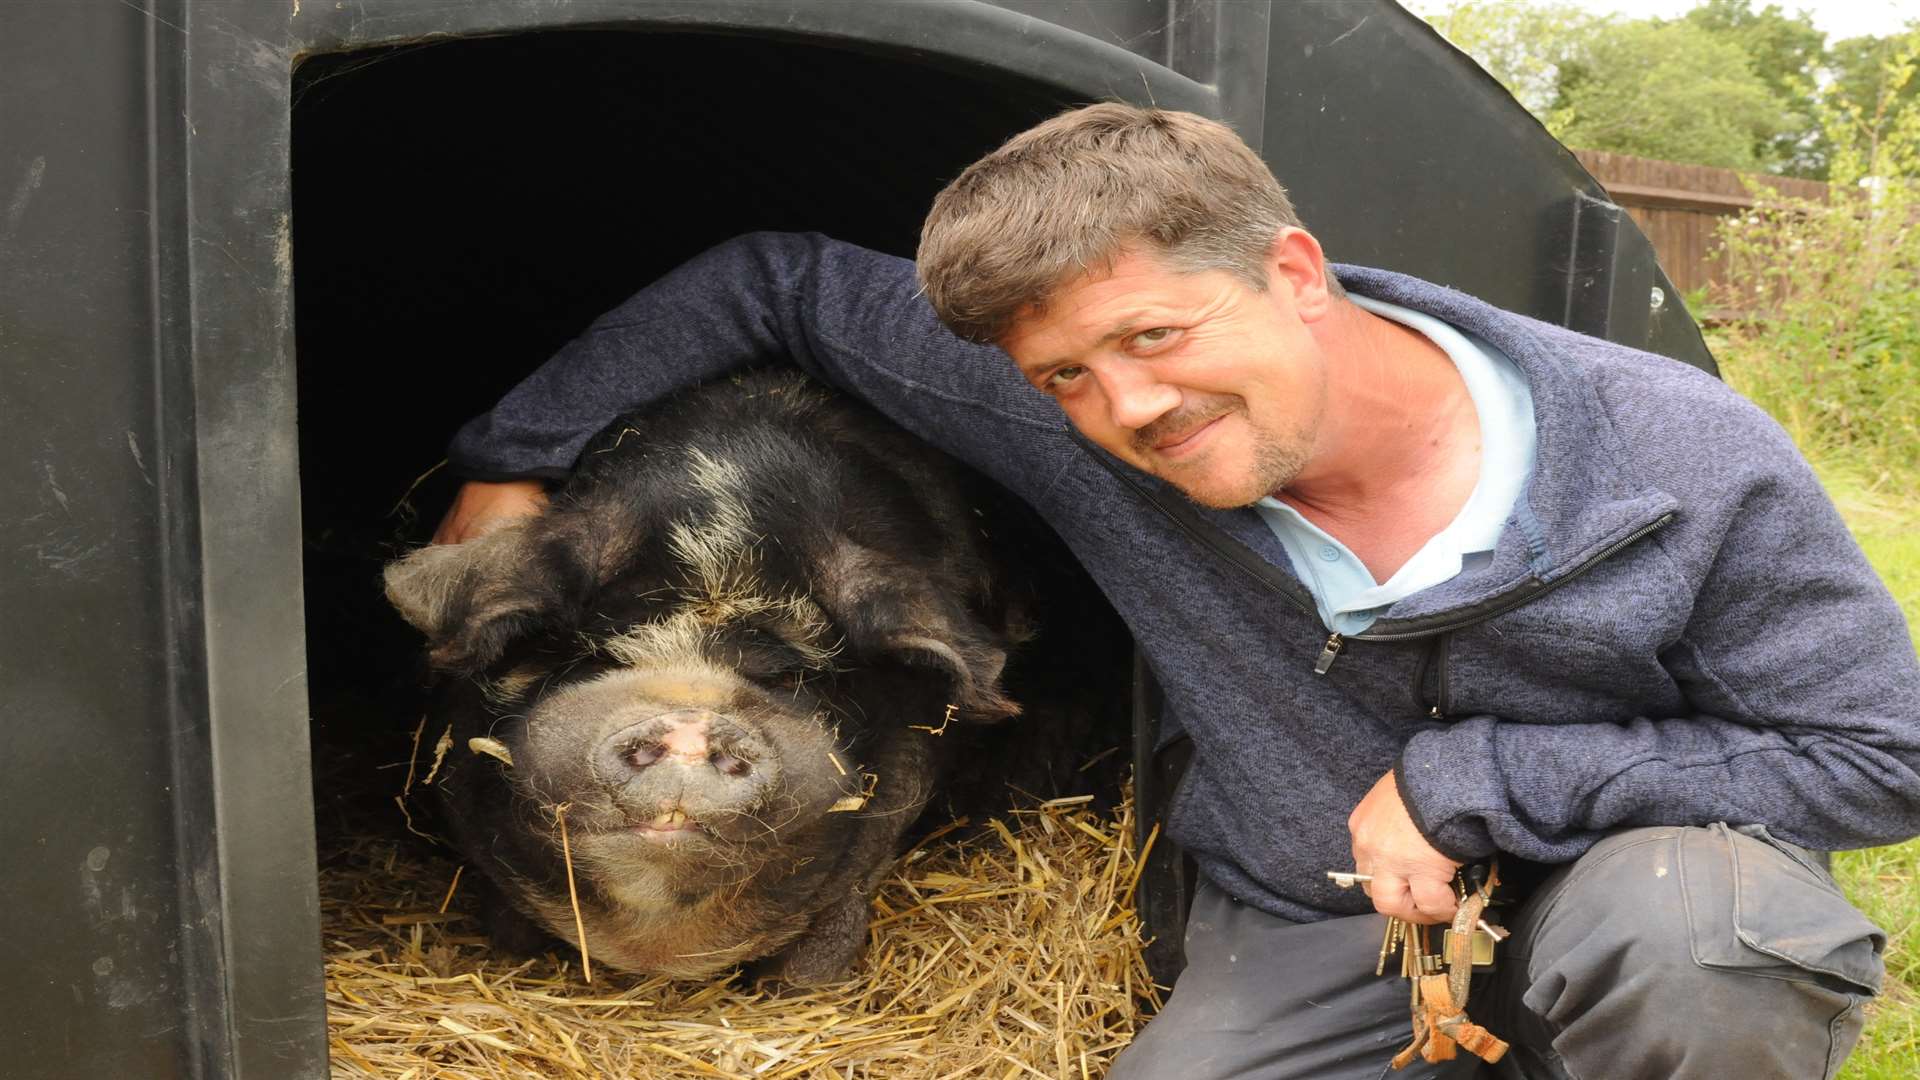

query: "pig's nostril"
left=626, top=742, right=663, bottom=769
left=710, top=751, right=751, bottom=778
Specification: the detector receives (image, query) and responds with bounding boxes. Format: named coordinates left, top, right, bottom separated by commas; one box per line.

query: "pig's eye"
left=736, top=665, right=812, bottom=700
left=729, top=625, right=814, bottom=683
left=761, top=669, right=806, bottom=693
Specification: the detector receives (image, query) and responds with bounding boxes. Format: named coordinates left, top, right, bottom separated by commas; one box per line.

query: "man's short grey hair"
left=916, top=102, right=1343, bottom=344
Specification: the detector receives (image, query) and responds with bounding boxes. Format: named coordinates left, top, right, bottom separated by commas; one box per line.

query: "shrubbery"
left=1711, top=32, right=1920, bottom=497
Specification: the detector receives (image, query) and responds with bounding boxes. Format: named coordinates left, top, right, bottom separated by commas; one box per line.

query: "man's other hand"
left=432, top=479, right=549, bottom=544
left=1348, top=770, right=1463, bottom=924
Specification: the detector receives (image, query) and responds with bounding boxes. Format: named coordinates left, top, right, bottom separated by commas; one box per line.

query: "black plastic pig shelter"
left=1, top=2, right=1717, bottom=1076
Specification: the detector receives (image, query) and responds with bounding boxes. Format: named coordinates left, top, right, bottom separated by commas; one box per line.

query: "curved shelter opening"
left=293, top=30, right=1087, bottom=747
left=293, top=28, right=1080, bottom=533
left=292, top=24, right=1145, bottom=1052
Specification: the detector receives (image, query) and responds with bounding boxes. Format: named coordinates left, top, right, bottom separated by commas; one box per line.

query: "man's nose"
left=1096, top=363, right=1180, bottom=431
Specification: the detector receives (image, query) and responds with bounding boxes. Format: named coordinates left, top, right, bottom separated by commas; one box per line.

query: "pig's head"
left=383, top=435, right=1025, bottom=972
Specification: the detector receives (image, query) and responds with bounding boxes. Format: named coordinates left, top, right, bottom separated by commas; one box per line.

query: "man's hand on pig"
left=433, top=479, right=550, bottom=544
left=1347, top=769, right=1463, bottom=924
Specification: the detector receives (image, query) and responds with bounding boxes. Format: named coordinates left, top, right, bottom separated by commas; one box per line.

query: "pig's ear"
left=884, top=625, right=1023, bottom=723
left=820, top=545, right=1021, bottom=722
left=383, top=521, right=566, bottom=674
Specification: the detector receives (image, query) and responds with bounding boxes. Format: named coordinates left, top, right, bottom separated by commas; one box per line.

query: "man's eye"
left=1131, top=327, right=1178, bottom=348
left=1044, top=366, right=1086, bottom=389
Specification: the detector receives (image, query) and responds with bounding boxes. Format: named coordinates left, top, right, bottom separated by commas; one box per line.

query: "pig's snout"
left=595, top=710, right=775, bottom=805
left=620, top=713, right=750, bottom=775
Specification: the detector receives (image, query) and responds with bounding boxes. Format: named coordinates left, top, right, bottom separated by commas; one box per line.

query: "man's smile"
left=1151, top=414, right=1225, bottom=456
left=1135, top=405, right=1235, bottom=460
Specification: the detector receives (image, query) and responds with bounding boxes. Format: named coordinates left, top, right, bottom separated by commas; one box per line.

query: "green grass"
left=1828, top=486, right=1920, bottom=1079
left=1837, top=841, right=1920, bottom=1077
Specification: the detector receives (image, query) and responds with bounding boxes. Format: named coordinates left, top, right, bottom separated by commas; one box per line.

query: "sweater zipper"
left=1314, top=633, right=1344, bottom=675
left=1069, top=431, right=1676, bottom=669
left=1349, top=513, right=1676, bottom=642
left=1408, top=634, right=1455, bottom=718
left=1411, top=637, right=1433, bottom=709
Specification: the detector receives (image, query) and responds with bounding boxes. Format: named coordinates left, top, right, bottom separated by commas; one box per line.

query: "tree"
left=1415, top=2, right=1802, bottom=171
left=1416, top=1, right=1599, bottom=119
left=1830, top=26, right=1920, bottom=145
left=1550, top=19, right=1797, bottom=171
left=1681, top=1, right=1826, bottom=173
left=1415, top=1, right=1920, bottom=177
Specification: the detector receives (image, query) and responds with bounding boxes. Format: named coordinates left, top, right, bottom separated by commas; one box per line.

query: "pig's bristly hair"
left=382, top=369, right=1047, bottom=983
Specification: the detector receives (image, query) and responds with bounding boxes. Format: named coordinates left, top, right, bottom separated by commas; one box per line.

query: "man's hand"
left=432, top=479, right=549, bottom=545
left=1348, top=769, right=1463, bottom=924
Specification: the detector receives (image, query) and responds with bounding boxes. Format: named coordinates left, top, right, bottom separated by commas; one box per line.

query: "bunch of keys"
left=1326, top=862, right=1512, bottom=1067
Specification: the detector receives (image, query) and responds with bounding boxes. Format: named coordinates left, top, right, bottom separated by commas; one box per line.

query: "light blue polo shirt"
left=1253, top=295, right=1537, bottom=636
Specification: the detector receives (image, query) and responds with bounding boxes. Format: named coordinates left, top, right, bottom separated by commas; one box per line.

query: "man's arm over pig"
left=439, top=233, right=1920, bottom=878
left=445, top=232, right=1072, bottom=520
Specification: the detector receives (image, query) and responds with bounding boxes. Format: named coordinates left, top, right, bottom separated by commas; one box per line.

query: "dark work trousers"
left=1106, top=825, right=1885, bottom=1080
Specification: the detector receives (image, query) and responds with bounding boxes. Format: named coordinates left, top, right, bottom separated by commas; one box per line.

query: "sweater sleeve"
left=1394, top=426, right=1920, bottom=863
left=447, top=231, right=1077, bottom=500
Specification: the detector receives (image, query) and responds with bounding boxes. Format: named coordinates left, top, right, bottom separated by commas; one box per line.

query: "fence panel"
left=1573, top=149, right=1828, bottom=307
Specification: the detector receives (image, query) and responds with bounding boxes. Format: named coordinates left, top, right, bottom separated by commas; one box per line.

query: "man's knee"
left=1500, top=824, right=1882, bottom=1079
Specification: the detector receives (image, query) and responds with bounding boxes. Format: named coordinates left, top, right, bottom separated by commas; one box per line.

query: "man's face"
left=1000, top=245, right=1331, bottom=509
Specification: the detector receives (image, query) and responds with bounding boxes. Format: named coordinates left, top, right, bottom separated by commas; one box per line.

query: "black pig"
left=383, top=370, right=1058, bottom=985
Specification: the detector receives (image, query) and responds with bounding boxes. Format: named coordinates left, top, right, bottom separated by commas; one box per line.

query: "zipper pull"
left=1429, top=705, right=1445, bottom=721
left=1314, top=633, right=1344, bottom=675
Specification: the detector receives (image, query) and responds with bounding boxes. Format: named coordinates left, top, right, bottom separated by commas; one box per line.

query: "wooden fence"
left=1572, top=149, right=1828, bottom=303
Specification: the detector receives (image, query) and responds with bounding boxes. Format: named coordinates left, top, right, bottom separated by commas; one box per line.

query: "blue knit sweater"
left=449, top=232, right=1920, bottom=921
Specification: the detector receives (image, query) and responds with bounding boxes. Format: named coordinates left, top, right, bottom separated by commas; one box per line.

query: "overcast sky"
left=1558, top=0, right=1918, bottom=41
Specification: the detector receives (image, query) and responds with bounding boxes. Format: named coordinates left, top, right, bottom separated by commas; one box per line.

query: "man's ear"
left=384, top=522, right=564, bottom=675
left=817, top=541, right=1022, bottom=723
left=1266, top=226, right=1334, bottom=322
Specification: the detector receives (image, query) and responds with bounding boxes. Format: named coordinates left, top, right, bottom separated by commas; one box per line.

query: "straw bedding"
left=322, top=790, right=1161, bottom=1078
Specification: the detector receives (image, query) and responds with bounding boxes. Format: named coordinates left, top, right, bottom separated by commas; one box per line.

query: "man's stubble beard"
left=1169, top=400, right=1321, bottom=511
left=1128, top=363, right=1328, bottom=509
left=1171, top=424, right=1312, bottom=509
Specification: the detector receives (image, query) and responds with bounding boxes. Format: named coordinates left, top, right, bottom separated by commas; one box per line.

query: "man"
left=435, top=105, right=1918, bottom=1077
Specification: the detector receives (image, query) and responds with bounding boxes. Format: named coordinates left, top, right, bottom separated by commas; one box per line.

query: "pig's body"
left=385, top=370, right=1055, bottom=984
